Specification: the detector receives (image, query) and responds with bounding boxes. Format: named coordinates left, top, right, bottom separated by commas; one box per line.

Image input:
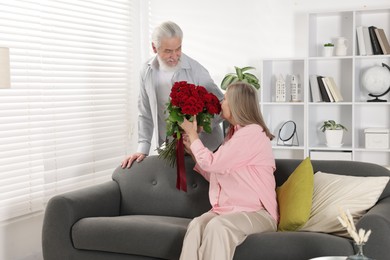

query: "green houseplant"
left=323, top=43, right=335, bottom=57
left=320, top=120, right=347, bottom=147
left=323, top=43, right=334, bottom=47
left=320, top=120, right=347, bottom=132
left=221, top=66, right=260, bottom=90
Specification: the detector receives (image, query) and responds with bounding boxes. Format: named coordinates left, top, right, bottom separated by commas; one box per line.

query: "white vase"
left=325, top=130, right=344, bottom=147
left=335, top=37, right=348, bottom=56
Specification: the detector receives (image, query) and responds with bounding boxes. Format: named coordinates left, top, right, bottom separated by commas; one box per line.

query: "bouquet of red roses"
left=157, top=81, right=221, bottom=191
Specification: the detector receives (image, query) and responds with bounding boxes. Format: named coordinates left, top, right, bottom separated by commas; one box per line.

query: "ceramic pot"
left=323, top=46, right=334, bottom=57
left=325, top=129, right=344, bottom=147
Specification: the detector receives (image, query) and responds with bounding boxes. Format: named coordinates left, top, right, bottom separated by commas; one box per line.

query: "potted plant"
left=323, top=43, right=334, bottom=57
left=320, top=120, right=347, bottom=147
left=221, top=66, right=260, bottom=90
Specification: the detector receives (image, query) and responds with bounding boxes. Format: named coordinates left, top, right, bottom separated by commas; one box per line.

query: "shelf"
left=261, top=7, right=390, bottom=166
left=308, top=56, right=354, bottom=60
left=272, top=145, right=304, bottom=150
left=355, top=54, right=390, bottom=60
left=308, top=102, right=353, bottom=105
left=308, top=145, right=353, bottom=151
left=355, top=148, right=390, bottom=152
left=262, top=102, right=304, bottom=106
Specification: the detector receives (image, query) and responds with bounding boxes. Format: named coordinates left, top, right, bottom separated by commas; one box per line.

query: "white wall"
left=2, top=1, right=389, bottom=259
left=147, top=0, right=389, bottom=85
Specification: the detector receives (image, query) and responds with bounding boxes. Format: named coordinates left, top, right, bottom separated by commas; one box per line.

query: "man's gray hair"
left=152, top=21, right=183, bottom=49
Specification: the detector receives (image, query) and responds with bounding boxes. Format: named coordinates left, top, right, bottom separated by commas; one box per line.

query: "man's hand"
left=121, top=153, right=147, bottom=168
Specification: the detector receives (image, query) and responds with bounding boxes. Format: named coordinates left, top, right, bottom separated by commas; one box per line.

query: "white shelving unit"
left=260, top=8, right=390, bottom=167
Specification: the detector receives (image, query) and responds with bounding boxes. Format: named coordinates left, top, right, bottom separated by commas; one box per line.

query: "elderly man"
left=121, top=21, right=223, bottom=168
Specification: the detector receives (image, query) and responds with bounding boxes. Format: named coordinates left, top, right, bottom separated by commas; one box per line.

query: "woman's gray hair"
left=152, top=21, right=183, bottom=49
left=226, top=82, right=274, bottom=140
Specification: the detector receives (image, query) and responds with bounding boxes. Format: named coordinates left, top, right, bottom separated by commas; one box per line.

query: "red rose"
left=160, top=81, right=222, bottom=169
left=181, top=96, right=203, bottom=115
left=204, top=93, right=221, bottom=114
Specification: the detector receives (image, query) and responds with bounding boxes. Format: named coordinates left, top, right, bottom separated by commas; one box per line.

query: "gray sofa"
left=42, top=155, right=390, bottom=260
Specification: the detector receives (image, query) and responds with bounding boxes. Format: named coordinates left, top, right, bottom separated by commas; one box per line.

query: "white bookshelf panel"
left=308, top=58, right=353, bottom=102
left=354, top=150, right=390, bottom=167
left=355, top=9, right=390, bottom=56
left=354, top=103, right=390, bottom=149
left=308, top=11, right=354, bottom=57
left=308, top=104, right=352, bottom=148
left=261, top=59, right=305, bottom=103
left=272, top=148, right=305, bottom=160
left=261, top=8, right=390, bottom=167
left=262, top=104, right=304, bottom=148
left=354, top=56, right=390, bottom=102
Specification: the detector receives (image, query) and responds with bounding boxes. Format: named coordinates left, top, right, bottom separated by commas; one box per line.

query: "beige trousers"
left=179, top=209, right=277, bottom=260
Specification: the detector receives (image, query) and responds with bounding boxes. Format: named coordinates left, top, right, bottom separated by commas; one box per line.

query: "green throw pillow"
left=276, top=157, right=314, bottom=231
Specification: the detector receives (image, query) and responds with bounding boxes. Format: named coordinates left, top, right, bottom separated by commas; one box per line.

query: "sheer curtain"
left=0, top=0, right=136, bottom=221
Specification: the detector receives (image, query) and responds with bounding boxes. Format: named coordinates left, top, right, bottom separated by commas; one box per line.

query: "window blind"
left=0, top=0, right=135, bottom=221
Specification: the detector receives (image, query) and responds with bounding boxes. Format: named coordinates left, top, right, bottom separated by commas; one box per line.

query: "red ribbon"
left=176, top=136, right=187, bottom=192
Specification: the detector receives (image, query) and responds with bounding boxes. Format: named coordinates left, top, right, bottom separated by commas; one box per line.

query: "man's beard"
left=157, top=56, right=181, bottom=72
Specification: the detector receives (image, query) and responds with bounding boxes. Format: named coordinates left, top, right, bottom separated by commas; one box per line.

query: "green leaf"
left=203, top=124, right=212, bottom=133
left=320, top=120, right=347, bottom=132
left=169, top=111, right=181, bottom=122
left=251, top=82, right=261, bottom=89
left=241, top=66, right=256, bottom=73
left=243, top=72, right=259, bottom=83
left=221, top=66, right=260, bottom=90
left=157, top=139, right=178, bottom=168
left=221, top=74, right=237, bottom=90
left=235, top=66, right=244, bottom=80
left=230, top=77, right=239, bottom=85
left=168, top=107, right=184, bottom=122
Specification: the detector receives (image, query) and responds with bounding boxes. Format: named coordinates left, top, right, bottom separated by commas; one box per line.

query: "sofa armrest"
left=42, top=181, right=120, bottom=260
left=356, top=196, right=390, bottom=260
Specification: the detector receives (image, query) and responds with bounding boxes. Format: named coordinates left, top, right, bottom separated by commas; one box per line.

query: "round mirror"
left=279, top=121, right=296, bottom=141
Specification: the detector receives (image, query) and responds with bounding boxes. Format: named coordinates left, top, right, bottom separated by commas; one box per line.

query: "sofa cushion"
left=72, top=215, right=191, bottom=260
left=234, top=231, right=354, bottom=260
left=300, top=171, right=390, bottom=237
left=276, top=157, right=314, bottom=231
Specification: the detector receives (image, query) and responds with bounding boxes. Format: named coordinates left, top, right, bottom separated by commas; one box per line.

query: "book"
left=321, top=77, right=335, bottom=102
left=309, top=75, right=322, bottom=102
left=324, top=77, right=343, bottom=102
left=362, top=26, right=373, bottom=55
left=317, top=76, right=331, bottom=102
left=375, top=28, right=390, bottom=55
left=368, top=26, right=383, bottom=55
left=356, top=26, right=366, bottom=55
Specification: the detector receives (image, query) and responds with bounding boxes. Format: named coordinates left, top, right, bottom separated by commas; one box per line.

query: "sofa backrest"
left=112, top=155, right=211, bottom=218
left=274, top=159, right=390, bottom=200
left=112, top=156, right=390, bottom=218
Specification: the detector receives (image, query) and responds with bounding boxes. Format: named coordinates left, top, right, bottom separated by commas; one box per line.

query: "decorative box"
left=364, top=128, right=389, bottom=149
left=310, top=150, right=352, bottom=161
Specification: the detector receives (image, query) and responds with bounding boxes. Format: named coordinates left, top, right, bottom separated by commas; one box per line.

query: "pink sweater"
left=191, top=124, right=278, bottom=222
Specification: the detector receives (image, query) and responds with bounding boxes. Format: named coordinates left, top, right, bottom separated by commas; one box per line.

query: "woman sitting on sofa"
left=179, top=82, right=279, bottom=260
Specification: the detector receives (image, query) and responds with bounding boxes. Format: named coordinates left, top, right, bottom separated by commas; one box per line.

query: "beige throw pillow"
left=300, top=171, right=389, bottom=237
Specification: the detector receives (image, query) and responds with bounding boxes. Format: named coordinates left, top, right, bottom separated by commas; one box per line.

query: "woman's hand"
left=180, top=117, right=199, bottom=145
left=183, top=133, right=197, bottom=162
